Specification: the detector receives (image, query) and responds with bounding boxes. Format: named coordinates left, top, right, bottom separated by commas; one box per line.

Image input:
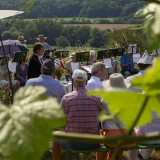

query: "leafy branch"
left=0, top=86, right=66, bottom=160
left=128, top=96, right=149, bottom=134
left=136, top=0, right=160, bottom=51
left=20, top=0, right=37, bottom=13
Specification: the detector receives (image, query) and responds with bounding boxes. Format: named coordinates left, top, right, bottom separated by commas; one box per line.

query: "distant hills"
left=0, top=0, right=145, bottom=18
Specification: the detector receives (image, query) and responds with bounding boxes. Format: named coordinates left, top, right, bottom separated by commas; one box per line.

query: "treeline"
left=56, top=16, right=142, bottom=24
left=0, top=19, right=111, bottom=48
left=0, top=0, right=145, bottom=19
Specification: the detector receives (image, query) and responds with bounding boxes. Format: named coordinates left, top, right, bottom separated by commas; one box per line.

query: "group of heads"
left=18, top=34, right=47, bottom=44
left=72, top=68, right=129, bottom=89
left=72, top=62, right=107, bottom=87
left=18, top=34, right=47, bottom=57
left=37, top=49, right=154, bottom=90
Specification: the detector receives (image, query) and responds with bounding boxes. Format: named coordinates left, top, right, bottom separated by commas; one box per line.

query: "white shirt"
left=86, top=76, right=104, bottom=90
left=126, top=70, right=145, bottom=82
left=38, top=55, right=44, bottom=65
left=127, top=70, right=145, bottom=93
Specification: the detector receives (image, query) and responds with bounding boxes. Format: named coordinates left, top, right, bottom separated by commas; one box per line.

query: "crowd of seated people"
left=1, top=35, right=160, bottom=160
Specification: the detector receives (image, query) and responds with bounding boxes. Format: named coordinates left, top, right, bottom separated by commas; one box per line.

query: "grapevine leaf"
left=0, top=86, right=66, bottom=160
left=136, top=2, right=160, bottom=50
left=20, top=0, right=37, bottom=13
left=88, top=90, right=154, bottom=130
left=98, top=110, right=114, bottom=122
left=132, top=58, right=160, bottom=95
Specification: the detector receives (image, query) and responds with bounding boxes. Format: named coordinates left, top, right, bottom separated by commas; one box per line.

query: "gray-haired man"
left=86, top=62, right=107, bottom=90
left=25, top=59, right=65, bottom=103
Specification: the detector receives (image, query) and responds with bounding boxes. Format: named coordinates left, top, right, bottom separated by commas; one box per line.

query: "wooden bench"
left=68, top=144, right=160, bottom=160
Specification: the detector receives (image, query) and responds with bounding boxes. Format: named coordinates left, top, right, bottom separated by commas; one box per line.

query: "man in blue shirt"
left=36, top=34, right=50, bottom=51
left=25, top=59, right=65, bottom=103
left=120, top=51, right=139, bottom=78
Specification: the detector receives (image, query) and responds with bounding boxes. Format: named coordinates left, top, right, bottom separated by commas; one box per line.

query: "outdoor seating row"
left=66, top=143, right=160, bottom=160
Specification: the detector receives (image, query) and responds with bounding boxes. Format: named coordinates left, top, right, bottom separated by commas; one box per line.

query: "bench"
left=68, top=144, right=160, bottom=160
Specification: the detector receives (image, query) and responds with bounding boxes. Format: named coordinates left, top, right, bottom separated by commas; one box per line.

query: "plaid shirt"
left=61, top=86, right=102, bottom=134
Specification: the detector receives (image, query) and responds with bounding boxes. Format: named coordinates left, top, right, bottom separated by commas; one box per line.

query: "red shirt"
left=61, top=86, right=102, bottom=134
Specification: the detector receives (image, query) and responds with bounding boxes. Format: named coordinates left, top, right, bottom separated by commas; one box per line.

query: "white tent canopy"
left=0, top=10, right=24, bottom=20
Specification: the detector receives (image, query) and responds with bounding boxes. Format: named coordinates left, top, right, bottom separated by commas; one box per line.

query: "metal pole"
left=0, top=35, right=14, bottom=103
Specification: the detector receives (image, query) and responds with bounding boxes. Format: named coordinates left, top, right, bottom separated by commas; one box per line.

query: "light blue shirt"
left=44, top=42, right=50, bottom=50
left=25, top=74, right=65, bottom=103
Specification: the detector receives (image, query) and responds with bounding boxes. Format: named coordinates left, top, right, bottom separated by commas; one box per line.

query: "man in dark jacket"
left=28, top=43, right=44, bottom=79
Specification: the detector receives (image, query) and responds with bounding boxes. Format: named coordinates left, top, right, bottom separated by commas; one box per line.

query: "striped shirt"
left=61, top=87, right=102, bottom=134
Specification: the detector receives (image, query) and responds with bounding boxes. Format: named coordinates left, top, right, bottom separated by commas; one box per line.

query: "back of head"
left=72, top=69, right=88, bottom=87
left=41, top=59, right=55, bottom=76
left=33, top=42, right=44, bottom=54
left=91, top=62, right=106, bottom=75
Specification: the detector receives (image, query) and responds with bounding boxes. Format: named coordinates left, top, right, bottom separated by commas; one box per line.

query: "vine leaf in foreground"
left=88, top=58, right=160, bottom=131
left=0, top=86, right=66, bottom=160
left=20, top=0, right=37, bottom=13
left=136, top=1, right=160, bottom=50
left=132, top=58, right=160, bottom=96
left=88, top=90, right=156, bottom=130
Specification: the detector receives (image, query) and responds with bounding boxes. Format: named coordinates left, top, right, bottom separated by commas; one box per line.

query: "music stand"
left=75, top=52, right=83, bottom=63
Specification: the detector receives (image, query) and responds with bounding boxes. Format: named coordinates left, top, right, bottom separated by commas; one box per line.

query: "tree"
left=0, top=0, right=145, bottom=18
left=2, top=31, right=14, bottom=40
left=56, top=36, right=70, bottom=47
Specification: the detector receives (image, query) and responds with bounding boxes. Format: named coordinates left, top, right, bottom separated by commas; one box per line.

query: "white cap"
left=138, top=50, right=152, bottom=64
left=72, top=70, right=88, bottom=81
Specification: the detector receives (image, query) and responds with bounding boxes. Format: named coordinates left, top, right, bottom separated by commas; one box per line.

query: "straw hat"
left=18, top=36, right=26, bottom=43
left=103, top=73, right=131, bottom=90
left=36, top=34, right=47, bottom=41
left=138, top=50, right=152, bottom=65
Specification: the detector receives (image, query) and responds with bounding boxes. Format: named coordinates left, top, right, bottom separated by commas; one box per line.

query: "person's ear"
left=40, top=68, right=42, bottom=73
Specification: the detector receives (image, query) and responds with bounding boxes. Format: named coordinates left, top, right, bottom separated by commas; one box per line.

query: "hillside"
left=0, top=0, right=145, bottom=18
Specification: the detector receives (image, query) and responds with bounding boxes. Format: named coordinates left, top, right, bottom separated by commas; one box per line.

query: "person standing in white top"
left=86, top=62, right=107, bottom=90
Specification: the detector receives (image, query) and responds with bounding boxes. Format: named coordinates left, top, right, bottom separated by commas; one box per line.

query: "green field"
left=23, top=17, right=116, bottom=23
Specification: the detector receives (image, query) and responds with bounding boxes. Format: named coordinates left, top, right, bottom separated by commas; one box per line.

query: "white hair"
left=90, top=50, right=95, bottom=57
left=91, top=62, right=106, bottom=75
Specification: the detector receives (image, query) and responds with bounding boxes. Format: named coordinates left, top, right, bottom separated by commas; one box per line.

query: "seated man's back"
left=61, top=87, right=102, bottom=134
left=25, top=59, right=65, bottom=103
left=26, top=75, right=65, bottom=103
